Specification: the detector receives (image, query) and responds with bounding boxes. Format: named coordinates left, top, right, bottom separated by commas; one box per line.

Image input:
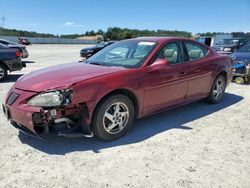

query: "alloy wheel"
left=103, top=102, right=129, bottom=134
left=213, top=77, right=225, bottom=101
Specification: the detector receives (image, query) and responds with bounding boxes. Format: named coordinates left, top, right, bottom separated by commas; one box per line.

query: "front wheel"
left=207, top=75, right=226, bottom=104
left=91, top=94, right=135, bottom=141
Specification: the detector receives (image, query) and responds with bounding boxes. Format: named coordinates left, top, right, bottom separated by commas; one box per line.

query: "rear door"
left=183, top=41, right=215, bottom=100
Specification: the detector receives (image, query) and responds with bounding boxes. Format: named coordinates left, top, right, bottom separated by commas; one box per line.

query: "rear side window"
left=184, top=42, right=208, bottom=61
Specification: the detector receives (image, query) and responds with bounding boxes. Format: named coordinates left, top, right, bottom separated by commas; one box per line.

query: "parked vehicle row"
left=212, top=38, right=248, bottom=54
left=0, top=39, right=29, bottom=58
left=0, top=39, right=30, bottom=81
left=3, top=37, right=233, bottom=141
left=0, top=43, right=25, bottom=81
left=18, top=37, right=31, bottom=46
left=230, top=40, right=250, bottom=84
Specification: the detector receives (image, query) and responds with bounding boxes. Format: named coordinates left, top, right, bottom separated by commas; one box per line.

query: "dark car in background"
left=80, top=41, right=115, bottom=58
left=18, top=37, right=31, bottom=46
left=213, top=38, right=248, bottom=54
left=0, top=39, right=29, bottom=58
left=230, top=41, right=250, bottom=84
left=231, top=40, right=250, bottom=63
left=0, top=43, right=25, bottom=81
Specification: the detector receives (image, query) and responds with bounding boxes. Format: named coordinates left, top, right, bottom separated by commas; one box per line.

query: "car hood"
left=232, top=52, right=250, bottom=62
left=221, top=44, right=238, bottom=48
left=15, top=62, right=125, bottom=92
left=81, top=46, right=99, bottom=51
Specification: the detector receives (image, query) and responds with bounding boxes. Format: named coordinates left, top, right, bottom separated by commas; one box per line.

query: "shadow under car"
left=0, top=74, right=24, bottom=83
left=18, top=92, right=243, bottom=155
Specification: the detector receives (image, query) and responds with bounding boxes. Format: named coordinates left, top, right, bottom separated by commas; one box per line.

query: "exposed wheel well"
left=0, top=62, right=9, bottom=70
left=217, top=71, right=227, bottom=84
left=94, top=89, right=139, bottom=119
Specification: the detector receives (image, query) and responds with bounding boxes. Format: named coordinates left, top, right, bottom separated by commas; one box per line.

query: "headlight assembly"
left=28, top=89, right=72, bottom=107
left=223, top=47, right=232, bottom=52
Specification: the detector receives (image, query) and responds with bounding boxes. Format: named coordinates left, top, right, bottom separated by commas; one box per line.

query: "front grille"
left=6, top=92, right=19, bottom=105
left=235, top=67, right=246, bottom=74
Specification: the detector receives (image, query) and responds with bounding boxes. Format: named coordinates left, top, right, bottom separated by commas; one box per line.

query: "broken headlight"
left=28, top=89, right=73, bottom=107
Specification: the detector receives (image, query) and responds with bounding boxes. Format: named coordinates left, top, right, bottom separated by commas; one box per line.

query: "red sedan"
left=3, top=37, right=233, bottom=140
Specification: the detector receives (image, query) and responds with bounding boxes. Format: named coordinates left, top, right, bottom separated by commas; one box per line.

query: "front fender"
left=71, top=70, right=143, bottom=123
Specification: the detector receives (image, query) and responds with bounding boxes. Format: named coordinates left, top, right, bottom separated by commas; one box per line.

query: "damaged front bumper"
left=3, top=88, right=93, bottom=139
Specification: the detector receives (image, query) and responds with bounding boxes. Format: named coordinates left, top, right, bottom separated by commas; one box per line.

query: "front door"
left=141, top=42, right=190, bottom=115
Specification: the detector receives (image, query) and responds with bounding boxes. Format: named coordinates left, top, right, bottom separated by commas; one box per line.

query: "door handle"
left=179, top=71, right=186, bottom=75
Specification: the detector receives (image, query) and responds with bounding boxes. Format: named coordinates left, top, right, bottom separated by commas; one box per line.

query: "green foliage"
left=0, top=27, right=192, bottom=40
left=60, top=34, right=82, bottom=39
left=198, top=32, right=216, bottom=37
left=105, top=27, right=192, bottom=40
left=1, top=27, right=250, bottom=41
left=0, top=27, right=56, bottom=38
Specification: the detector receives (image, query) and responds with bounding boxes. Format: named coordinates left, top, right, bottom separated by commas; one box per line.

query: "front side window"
left=184, top=42, right=208, bottom=61
left=151, top=42, right=182, bottom=65
left=87, top=40, right=157, bottom=68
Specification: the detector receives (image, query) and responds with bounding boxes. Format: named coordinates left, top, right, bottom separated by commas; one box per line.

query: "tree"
left=89, top=30, right=96, bottom=36
left=96, top=29, right=104, bottom=35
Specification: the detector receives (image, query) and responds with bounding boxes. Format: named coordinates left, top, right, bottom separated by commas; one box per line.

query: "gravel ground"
left=0, top=45, right=250, bottom=188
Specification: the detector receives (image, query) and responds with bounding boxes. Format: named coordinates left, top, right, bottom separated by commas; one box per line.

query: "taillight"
left=15, top=51, right=22, bottom=57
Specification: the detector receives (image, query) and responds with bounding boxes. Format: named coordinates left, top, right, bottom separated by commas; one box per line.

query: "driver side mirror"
left=147, top=59, right=170, bottom=72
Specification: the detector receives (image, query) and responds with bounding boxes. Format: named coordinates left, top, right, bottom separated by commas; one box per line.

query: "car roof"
left=224, top=38, right=248, bottom=40
left=0, top=43, right=7, bottom=48
left=127, top=37, right=194, bottom=44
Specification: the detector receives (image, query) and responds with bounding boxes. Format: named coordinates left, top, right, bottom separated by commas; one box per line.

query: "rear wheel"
left=207, top=75, right=226, bottom=104
left=0, top=64, right=7, bottom=81
left=91, top=94, right=135, bottom=141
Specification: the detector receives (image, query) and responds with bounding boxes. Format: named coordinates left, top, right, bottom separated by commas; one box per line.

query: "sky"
left=0, top=0, right=249, bottom=35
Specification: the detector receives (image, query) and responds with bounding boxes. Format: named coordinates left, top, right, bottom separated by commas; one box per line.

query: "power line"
left=0, top=16, right=6, bottom=28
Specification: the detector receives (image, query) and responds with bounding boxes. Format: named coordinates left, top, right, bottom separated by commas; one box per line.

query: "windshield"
left=219, top=39, right=239, bottom=46
left=87, top=40, right=157, bottom=68
left=96, top=42, right=107, bottom=48
left=8, top=41, right=17, bottom=45
left=0, top=43, right=7, bottom=48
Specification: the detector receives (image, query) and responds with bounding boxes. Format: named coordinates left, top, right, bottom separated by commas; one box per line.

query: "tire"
left=247, top=77, right=250, bottom=84
left=0, top=64, right=7, bottom=81
left=207, top=75, right=226, bottom=104
left=91, top=94, right=135, bottom=141
left=235, top=77, right=244, bottom=84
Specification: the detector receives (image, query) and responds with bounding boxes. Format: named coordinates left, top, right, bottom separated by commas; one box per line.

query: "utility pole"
left=0, top=16, right=6, bottom=28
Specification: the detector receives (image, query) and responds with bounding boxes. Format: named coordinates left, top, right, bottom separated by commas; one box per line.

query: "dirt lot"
left=0, top=45, right=250, bottom=188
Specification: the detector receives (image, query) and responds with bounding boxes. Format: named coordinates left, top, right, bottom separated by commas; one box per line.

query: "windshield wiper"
left=84, top=59, right=101, bottom=66
left=88, top=62, right=102, bottom=66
